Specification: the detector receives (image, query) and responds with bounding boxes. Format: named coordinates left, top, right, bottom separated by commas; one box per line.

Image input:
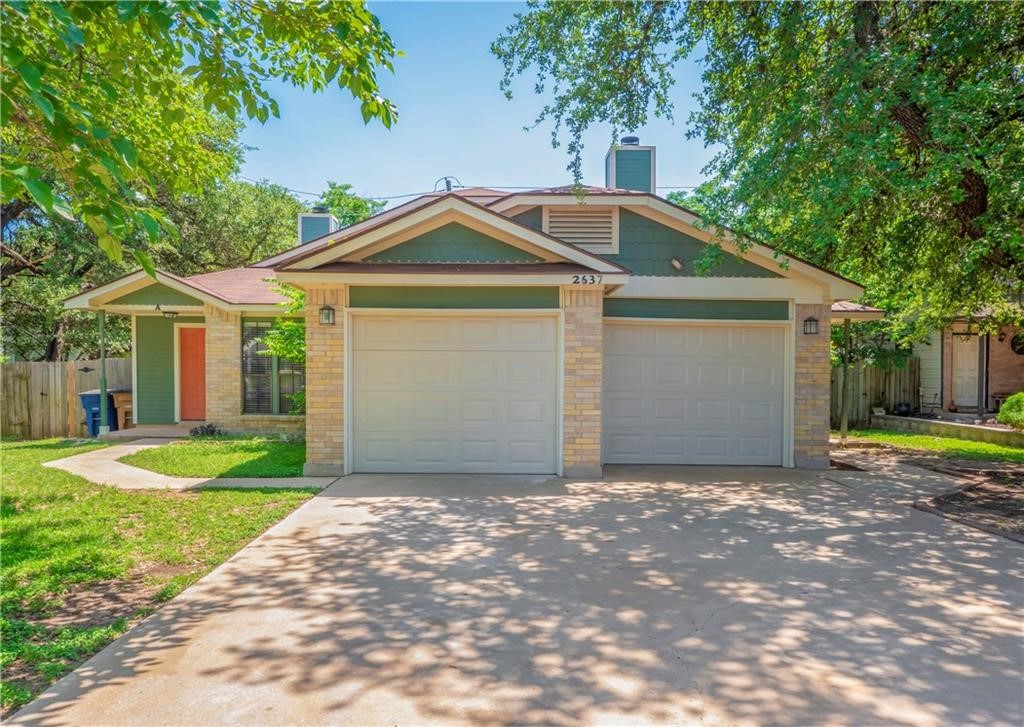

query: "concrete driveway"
left=12, top=466, right=1023, bottom=726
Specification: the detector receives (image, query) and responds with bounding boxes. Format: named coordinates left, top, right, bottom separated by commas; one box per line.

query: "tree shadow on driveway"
left=12, top=467, right=1024, bottom=726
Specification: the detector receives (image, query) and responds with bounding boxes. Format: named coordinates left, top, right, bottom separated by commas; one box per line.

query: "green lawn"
left=0, top=439, right=315, bottom=716
left=839, top=429, right=1024, bottom=464
left=119, top=437, right=306, bottom=478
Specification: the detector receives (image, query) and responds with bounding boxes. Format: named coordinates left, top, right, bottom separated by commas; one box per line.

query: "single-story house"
left=915, top=319, right=1024, bottom=415
left=67, top=139, right=870, bottom=476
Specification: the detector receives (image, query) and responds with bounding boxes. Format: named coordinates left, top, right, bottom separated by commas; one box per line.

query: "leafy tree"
left=1, top=1, right=398, bottom=265
left=493, top=1, right=1024, bottom=337
left=1, top=179, right=304, bottom=360
left=317, top=182, right=386, bottom=228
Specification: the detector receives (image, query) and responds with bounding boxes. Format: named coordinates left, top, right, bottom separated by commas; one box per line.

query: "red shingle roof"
left=184, top=268, right=287, bottom=305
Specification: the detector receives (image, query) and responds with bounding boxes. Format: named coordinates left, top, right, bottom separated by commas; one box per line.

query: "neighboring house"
left=915, top=319, right=1024, bottom=415
left=67, top=139, right=868, bottom=476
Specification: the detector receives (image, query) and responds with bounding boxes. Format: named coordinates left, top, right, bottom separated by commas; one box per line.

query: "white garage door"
left=352, top=314, right=558, bottom=473
left=604, top=322, right=785, bottom=465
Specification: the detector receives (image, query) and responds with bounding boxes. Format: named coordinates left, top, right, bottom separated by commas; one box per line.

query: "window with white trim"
left=542, top=206, right=619, bottom=253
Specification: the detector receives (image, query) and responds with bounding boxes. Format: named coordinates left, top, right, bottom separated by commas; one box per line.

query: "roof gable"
left=108, top=282, right=202, bottom=307
left=277, top=194, right=626, bottom=275
left=364, top=222, right=543, bottom=264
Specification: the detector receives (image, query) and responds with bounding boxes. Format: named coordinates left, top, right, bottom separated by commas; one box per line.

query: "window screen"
left=242, top=320, right=305, bottom=415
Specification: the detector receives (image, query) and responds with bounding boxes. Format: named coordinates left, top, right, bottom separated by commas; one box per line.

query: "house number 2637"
left=571, top=274, right=601, bottom=284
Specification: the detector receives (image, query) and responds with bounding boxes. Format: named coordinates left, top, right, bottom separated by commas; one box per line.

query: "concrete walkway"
left=44, top=438, right=336, bottom=490
left=828, top=447, right=967, bottom=502
left=11, top=467, right=1022, bottom=726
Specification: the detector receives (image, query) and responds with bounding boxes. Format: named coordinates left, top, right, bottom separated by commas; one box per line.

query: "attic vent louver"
left=543, top=206, right=619, bottom=253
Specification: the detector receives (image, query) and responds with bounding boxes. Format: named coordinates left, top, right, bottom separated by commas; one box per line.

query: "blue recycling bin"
left=79, top=389, right=118, bottom=437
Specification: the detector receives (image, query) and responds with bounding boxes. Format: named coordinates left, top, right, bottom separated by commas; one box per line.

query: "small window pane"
left=242, top=321, right=272, bottom=414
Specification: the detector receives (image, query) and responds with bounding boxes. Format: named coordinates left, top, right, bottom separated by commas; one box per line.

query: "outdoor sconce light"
left=803, top=316, right=819, bottom=335
left=156, top=305, right=178, bottom=320
left=670, top=257, right=685, bottom=271
left=319, top=304, right=335, bottom=325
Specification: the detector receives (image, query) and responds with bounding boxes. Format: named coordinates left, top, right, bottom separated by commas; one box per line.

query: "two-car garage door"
left=603, top=322, right=785, bottom=465
left=352, top=315, right=558, bottom=473
left=351, top=315, right=785, bottom=472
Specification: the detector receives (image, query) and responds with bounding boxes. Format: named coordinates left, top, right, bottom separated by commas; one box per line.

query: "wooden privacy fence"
left=831, top=357, right=921, bottom=429
left=1, top=358, right=131, bottom=440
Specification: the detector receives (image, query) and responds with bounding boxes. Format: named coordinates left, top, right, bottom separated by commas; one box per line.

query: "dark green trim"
left=134, top=315, right=203, bottom=424
left=349, top=286, right=560, bottom=309
left=603, top=298, right=789, bottom=320
left=110, top=283, right=202, bottom=307
left=365, top=222, right=542, bottom=263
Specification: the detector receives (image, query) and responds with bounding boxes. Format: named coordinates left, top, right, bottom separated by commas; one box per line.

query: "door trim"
left=173, top=322, right=206, bottom=423
left=344, top=308, right=563, bottom=475
left=601, top=317, right=794, bottom=467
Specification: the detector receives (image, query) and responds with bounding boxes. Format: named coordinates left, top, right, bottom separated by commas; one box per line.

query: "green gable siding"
left=611, top=210, right=780, bottom=278
left=614, top=148, right=653, bottom=192
left=512, top=208, right=543, bottom=231
left=135, top=315, right=204, bottom=424
left=365, top=223, right=542, bottom=264
left=604, top=298, right=789, bottom=320
left=349, top=286, right=559, bottom=309
left=110, top=283, right=202, bottom=307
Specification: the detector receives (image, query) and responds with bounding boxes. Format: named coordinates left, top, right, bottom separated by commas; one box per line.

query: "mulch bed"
left=844, top=443, right=1024, bottom=542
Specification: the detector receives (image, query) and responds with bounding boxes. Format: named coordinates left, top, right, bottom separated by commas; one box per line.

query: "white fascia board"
left=64, top=270, right=230, bottom=312
left=634, top=200, right=864, bottom=300
left=276, top=271, right=630, bottom=287
left=609, top=276, right=827, bottom=304
left=256, top=195, right=439, bottom=269
left=491, top=193, right=863, bottom=300
left=286, top=197, right=624, bottom=274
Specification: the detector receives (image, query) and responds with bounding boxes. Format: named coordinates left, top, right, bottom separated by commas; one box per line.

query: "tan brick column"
left=303, top=286, right=346, bottom=476
left=561, top=286, right=604, bottom=478
left=204, top=304, right=242, bottom=425
left=794, top=303, right=831, bottom=468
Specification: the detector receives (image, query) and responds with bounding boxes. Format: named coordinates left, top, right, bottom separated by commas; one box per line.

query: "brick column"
left=303, top=286, right=346, bottom=476
left=794, top=303, right=831, bottom=468
left=204, top=304, right=242, bottom=425
left=561, top=286, right=604, bottom=478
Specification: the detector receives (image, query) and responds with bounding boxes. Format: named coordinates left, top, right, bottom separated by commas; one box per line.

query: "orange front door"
left=179, top=327, right=206, bottom=420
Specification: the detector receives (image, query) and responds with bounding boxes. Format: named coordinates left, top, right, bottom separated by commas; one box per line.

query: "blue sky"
left=239, top=2, right=712, bottom=206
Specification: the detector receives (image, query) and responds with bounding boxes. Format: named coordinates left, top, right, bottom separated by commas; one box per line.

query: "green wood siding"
left=349, top=286, right=560, bottom=309
left=614, top=148, right=653, bottom=192
left=110, top=283, right=202, bottom=307
left=134, top=315, right=203, bottom=424
left=365, top=223, right=542, bottom=263
left=300, top=215, right=332, bottom=243
left=611, top=210, right=780, bottom=278
left=603, top=299, right=789, bottom=320
left=512, top=208, right=543, bottom=231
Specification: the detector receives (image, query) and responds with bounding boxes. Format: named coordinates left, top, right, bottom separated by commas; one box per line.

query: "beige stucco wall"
left=561, top=286, right=604, bottom=478
left=302, top=287, right=346, bottom=475
left=794, top=303, right=831, bottom=469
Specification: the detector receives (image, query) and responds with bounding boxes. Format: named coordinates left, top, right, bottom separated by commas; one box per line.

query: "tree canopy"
left=317, top=181, right=387, bottom=227
left=493, top=1, right=1024, bottom=337
left=1, top=0, right=398, bottom=266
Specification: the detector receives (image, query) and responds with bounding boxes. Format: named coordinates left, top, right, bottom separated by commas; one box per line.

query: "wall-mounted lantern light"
left=319, top=304, right=335, bottom=325
left=803, top=316, right=819, bottom=335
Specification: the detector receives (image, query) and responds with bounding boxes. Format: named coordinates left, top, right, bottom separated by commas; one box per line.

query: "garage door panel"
left=604, top=322, right=784, bottom=466
left=354, top=315, right=557, bottom=473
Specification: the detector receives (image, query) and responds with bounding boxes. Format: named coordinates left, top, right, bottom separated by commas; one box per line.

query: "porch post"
left=98, top=310, right=109, bottom=435
left=839, top=317, right=851, bottom=443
